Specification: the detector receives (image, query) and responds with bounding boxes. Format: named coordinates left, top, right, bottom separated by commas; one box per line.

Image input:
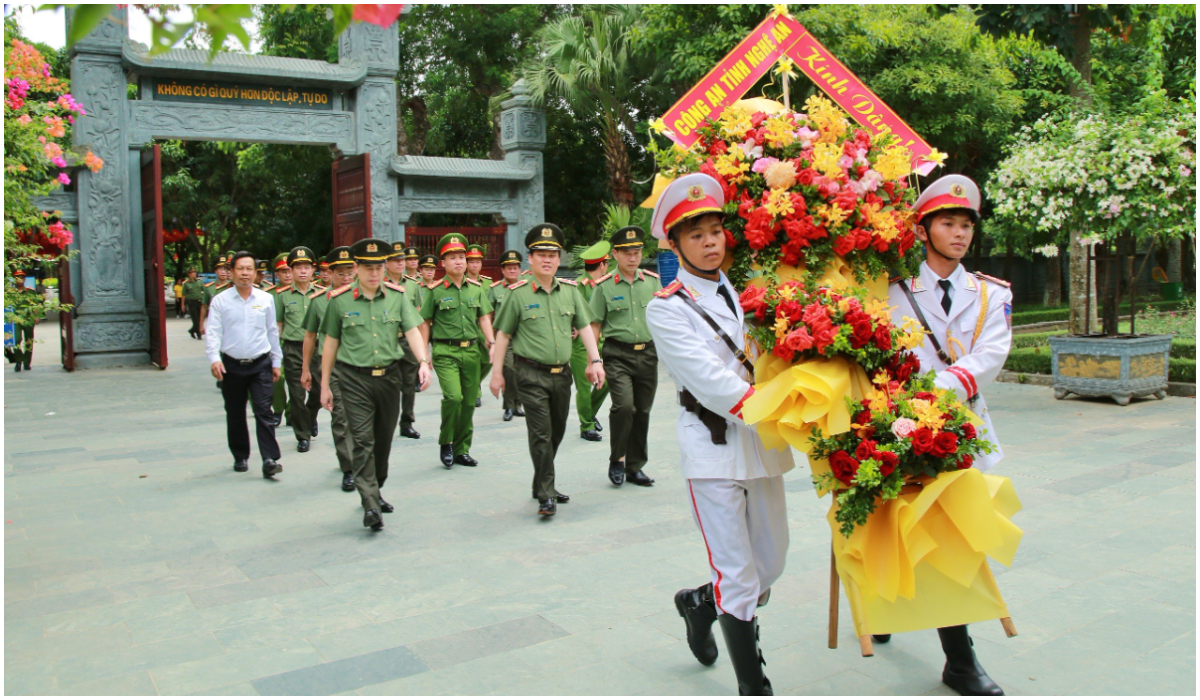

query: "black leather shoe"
left=453, top=453, right=478, bottom=467
left=233, top=459, right=249, bottom=473
left=537, top=499, right=556, bottom=516
left=939, top=625, right=1003, bottom=696
left=580, top=429, right=602, bottom=442
left=627, top=470, right=655, bottom=487
left=310, top=423, right=318, bottom=438
left=608, top=461, right=625, bottom=486
left=513, top=407, right=525, bottom=417
left=380, top=499, right=394, bottom=514
left=14, top=364, right=21, bottom=372
left=272, top=412, right=284, bottom=427
left=297, top=439, right=310, bottom=453
left=400, top=425, right=420, bottom=439
left=593, top=417, right=603, bottom=432
left=262, top=460, right=282, bottom=478
left=718, top=614, right=772, bottom=695
left=440, top=444, right=454, bottom=469
left=531, top=491, right=569, bottom=503
left=675, top=583, right=719, bottom=666
left=363, top=509, right=383, bottom=531
left=873, top=634, right=892, bottom=644
left=341, top=472, right=355, bottom=492
left=503, top=409, right=514, bottom=422
left=475, top=397, right=482, bottom=407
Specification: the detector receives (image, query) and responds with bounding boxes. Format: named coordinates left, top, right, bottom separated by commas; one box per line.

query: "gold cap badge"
left=366, top=243, right=377, bottom=253
left=339, top=251, right=349, bottom=259
left=541, top=227, right=552, bottom=236
left=950, top=184, right=966, bottom=197
left=686, top=185, right=704, bottom=202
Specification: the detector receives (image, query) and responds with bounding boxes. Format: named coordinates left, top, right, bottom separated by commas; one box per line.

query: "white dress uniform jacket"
left=646, top=268, right=795, bottom=480
left=888, top=261, right=1012, bottom=471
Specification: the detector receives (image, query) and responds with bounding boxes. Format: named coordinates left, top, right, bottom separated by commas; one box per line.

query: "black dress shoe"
left=608, top=461, right=625, bottom=486
left=341, top=472, right=355, bottom=491
left=310, top=423, right=318, bottom=438
left=593, top=417, right=603, bottom=432
left=580, top=429, right=602, bottom=442
left=513, top=407, right=525, bottom=417
left=475, top=396, right=482, bottom=407
left=453, top=453, right=478, bottom=467
left=939, top=625, right=1004, bottom=696
left=233, top=459, right=249, bottom=473
left=627, top=470, right=655, bottom=487
left=503, top=409, right=514, bottom=422
left=440, top=444, right=454, bottom=469
left=13, top=364, right=20, bottom=372
left=675, top=583, right=719, bottom=666
left=363, top=509, right=383, bottom=531
left=400, top=425, right=420, bottom=439
left=537, top=499, right=556, bottom=516
left=380, top=499, right=394, bottom=513
left=272, top=411, right=284, bottom=427
left=531, top=491, right=570, bottom=503
left=873, top=634, right=892, bottom=643
left=262, top=460, right=282, bottom=478
left=297, top=439, right=310, bottom=453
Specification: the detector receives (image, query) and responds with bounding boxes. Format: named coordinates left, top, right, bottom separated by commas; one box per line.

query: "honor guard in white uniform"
left=884, top=174, right=1010, bottom=696
left=646, top=173, right=793, bottom=696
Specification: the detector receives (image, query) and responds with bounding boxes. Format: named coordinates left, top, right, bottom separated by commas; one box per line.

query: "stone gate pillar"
left=67, top=7, right=150, bottom=367
left=339, top=23, right=399, bottom=242
left=499, top=80, right=546, bottom=253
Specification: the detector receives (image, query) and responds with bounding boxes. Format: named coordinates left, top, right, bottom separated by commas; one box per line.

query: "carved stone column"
left=339, top=23, right=399, bottom=242
left=68, top=7, right=150, bottom=367
left=499, top=80, right=546, bottom=253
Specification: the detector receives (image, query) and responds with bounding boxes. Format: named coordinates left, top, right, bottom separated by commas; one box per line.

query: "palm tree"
left=522, top=5, right=653, bottom=207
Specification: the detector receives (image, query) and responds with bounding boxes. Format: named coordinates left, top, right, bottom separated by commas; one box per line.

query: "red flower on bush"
left=961, top=423, right=977, bottom=440
left=854, top=408, right=872, bottom=425
left=956, top=454, right=974, bottom=470
left=855, top=439, right=878, bottom=461
left=930, top=431, right=959, bottom=458
left=910, top=427, right=935, bottom=455
left=878, top=451, right=899, bottom=476
left=829, top=450, right=860, bottom=486
left=873, top=324, right=892, bottom=351
left=832, top=235, right=855, bottom=257
left=796, top=167, right=818, bottom=187
left=849, top=317, right=874, bottom=349
left=739, top=285, right=769, bottom=319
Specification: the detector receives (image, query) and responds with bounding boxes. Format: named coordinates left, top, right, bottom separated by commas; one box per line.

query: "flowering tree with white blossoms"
left=988, top=104, right=1195, bottom=332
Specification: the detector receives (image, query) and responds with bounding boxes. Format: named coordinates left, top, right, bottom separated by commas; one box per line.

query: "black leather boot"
left=674, top=583, right=718, bottom=666
left=439, top=444, right=453, bottom=469
left=938, top=625, right=1003, bottom=696
left=717, top=614, right=772, bottom=696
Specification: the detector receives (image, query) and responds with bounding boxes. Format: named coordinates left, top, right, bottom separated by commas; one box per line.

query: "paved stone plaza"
left=4, top=316, right=1196, bottom=695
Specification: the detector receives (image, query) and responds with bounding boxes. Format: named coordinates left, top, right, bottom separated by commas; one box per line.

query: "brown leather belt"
left=515, top=355, right=568, bottom=374
left=605, top=338, right=654, bottom=352
left=336, top=360, right=400, bottom=377
left=435, top=338, right=477, bottom=348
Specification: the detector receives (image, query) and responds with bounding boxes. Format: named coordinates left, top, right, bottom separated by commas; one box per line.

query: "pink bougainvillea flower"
left=352, top=4, right=405, bottom=27
left=57, top=172, right=71, bottom=185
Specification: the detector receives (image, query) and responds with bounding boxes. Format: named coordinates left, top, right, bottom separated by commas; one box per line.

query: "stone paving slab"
left=3, top=315, right=1196, bottom=695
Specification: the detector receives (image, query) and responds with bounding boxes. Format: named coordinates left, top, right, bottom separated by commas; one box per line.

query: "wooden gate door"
left=332, top=153, right=371, bottom=249
left=58, top=256, right=75, bottom=372
left=141, top=144, right=168, bottom=369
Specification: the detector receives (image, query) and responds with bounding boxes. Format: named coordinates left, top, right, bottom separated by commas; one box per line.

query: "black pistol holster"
left=680, top=389, right=729, bottom=445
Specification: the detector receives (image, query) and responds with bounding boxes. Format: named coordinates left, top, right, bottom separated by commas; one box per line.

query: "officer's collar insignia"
left=685, top=285, right=701, bottom=299
left=911, top=277, right=924, bottom=292
left=963, top=275, right=977, bottom=291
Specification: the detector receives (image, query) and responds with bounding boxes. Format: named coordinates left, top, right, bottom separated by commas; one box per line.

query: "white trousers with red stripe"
left=686, top=476, right=789, bottom=622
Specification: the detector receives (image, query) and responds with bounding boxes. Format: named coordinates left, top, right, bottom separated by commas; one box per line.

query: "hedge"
left=1011, top=298, right=1192, bottom=327
left=1002, top=346, right=1195, bottom=382
left=1170, top=358, right=1196, bottom=383
left=1012, top=330, right=1067, bottom=349
left=1171, top=339, right=1196, bottom=359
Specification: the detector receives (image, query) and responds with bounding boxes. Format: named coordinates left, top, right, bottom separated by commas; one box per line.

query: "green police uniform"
left=388, top=243, right=421, bottom=437
left=304, top=246, right=355, bottom=477
left=276, top=246, right=323, bottom=445
left=589, top=226, right=661, bottom=482
left=488, top=249, right=525, bottom=415
left=572, top=241, right=612, bottom=436
left=321, top=238, right=424, bottom=528
left=182, top=274, right=205, bottom=337
left=420, top=234, right=493, bottom=463
left=493, top=224, right=594, bottom=507
left=466, top=244, right=493, bottom=407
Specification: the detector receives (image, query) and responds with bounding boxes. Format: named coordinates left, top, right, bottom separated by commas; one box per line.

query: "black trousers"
left=282, top=340, right=321, bottom=441
left=514, top=361, right=572, bottom=501
left=220, top=353, right=281, bottom=463
left=187, top=299, right=202, bottom=334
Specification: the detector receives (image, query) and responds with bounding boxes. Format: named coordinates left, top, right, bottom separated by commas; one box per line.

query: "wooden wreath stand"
left=826, top=478, right=1018, bottom=656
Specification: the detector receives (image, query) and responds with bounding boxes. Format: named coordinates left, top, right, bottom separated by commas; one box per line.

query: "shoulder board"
left=260, top=283, right=275, bottom=292
left=594, top=273, right=614, bottom=285
left=327, top=283, right=353, bottom=299
left=973, top=272, right=1011, bottom=288
left=203, top=281, right=215, bottom=287
left=427, top=280, right=442, bottom=289
left=654, top=280, right=687, bottom=299
left=384, top=280, right=405, bottom=293
left=307, top=289, right=324, bottom=299
left=490, top=279, right=506, bottom=288
left=508, top=280, right=530, bottom=290
left=559, top=278, right=578, bottom=286
left=481, top=275, right=492, bottom=281
left=465, top=277, right=481, bottom=286
left=274, top=285, right=292, bottom=294
left=642, top=270, right=660, bottom=278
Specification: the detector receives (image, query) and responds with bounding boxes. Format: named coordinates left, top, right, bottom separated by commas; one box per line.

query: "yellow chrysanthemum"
left=874, top=144, right=912, bottom=181
left=765, top=189, right=795, bottom=218
left=811, top=142, right=843, bottom=179
left=763, top=116, right=796, bottom=148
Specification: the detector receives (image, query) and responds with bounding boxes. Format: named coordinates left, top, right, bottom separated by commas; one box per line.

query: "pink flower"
left=51, top=157, right=67, bottom=168
left=751, top=157, right=779, bottom=174
left=16, top=114, right=32, bottom=125
left=891, top=417, right=917, bottom=438
left=351, top=4, right=405, bottom=27
left=57, top=172, right=71, bottom=185
left=795, top=126, right=819, bottom=146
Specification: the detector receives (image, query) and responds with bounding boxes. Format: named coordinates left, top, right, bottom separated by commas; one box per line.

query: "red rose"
left=817, top=178, right=841, bottom=199
left=834, top=188, right=859, bottom=213
left=772, top=342, right=793, bottom=359
left=956, top=454, right=974, bottom=470
left=872, top=234, right=891, bottom=253
left=707, top=139, right=727, bottom=156
left=724, top=228, right=737, bottom=250
left=850, top=318, right=874, bottom=349
left=739, top=285, right=768, bottom=315
left=780, top=239, right=805, bottom=267
left=854, top=227, right=873, bottom=250
left=796, top=167, right=818, bottom=187
left=776, top=299, right=804, bottom=323
left=829, top=450, right=860, bottom=486
left=931, top=431, right=959, bottom=458
left=855, top=439, right=878, bottom=461
left=833, top=235, right=855, bottom=257
left=812, top=324, right=838, bottom=353
left=910, top=427, right=935, bottom=455
left=915, top=392, right=938, bottom=402
left=878, top=451, right=898, bottom=476
left=750, top=111, right=768, bottom=128
left=854, top=409, right=872, bottom=425
left=873, top=324, right=892, bottom=351
left=961, top=423, right=977, bottom=440
left=783, top=326, right=814, bottom=353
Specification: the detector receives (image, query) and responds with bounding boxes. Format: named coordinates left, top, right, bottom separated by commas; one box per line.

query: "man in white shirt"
left=206, top=251, right=285, bottom=478
left=646, top=174, right=793, bottom=696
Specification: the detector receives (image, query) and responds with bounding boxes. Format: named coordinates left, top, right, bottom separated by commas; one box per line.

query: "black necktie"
left=938, top=279, right=953, bottom=314
left=717, top=285, right=738, bottom=317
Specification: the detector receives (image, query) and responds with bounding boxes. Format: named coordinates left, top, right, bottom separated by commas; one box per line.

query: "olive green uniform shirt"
left=588, top=269, right=661, bottom=344
left=302, top=286, right=334, bottom=350
left=202, top=281, right=230, bottom=305
left=487, top=279, right=520, bottom=314
left=321, top=281, right=424, bottom=367
left=419, top=277, right=493, bottom=341
left=182, top=279, right=205, bottom=301
left=275, top=284, right=321, bottom=342
left=493, top=278, right=592, bottom=366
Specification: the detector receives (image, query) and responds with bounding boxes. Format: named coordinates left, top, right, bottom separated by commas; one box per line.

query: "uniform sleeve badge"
left=1004, top=302, right=1012, bottom=328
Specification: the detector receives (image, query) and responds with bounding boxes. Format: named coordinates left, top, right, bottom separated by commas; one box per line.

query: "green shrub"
left=1011, top=330, right=1067, bottom=348
left=1170, top=339, right=1196, bottom=359
left=1004, top=346, right=1052, bottom=375
left=1012, top=309, right=1069, bottom=325
left=1011, top=298, right=1193, bottom=328
left=1169, top=358, right=1195, bottom=383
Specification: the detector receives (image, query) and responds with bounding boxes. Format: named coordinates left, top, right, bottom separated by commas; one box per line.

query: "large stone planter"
left=1048, top=334, right=1173, bottom=405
